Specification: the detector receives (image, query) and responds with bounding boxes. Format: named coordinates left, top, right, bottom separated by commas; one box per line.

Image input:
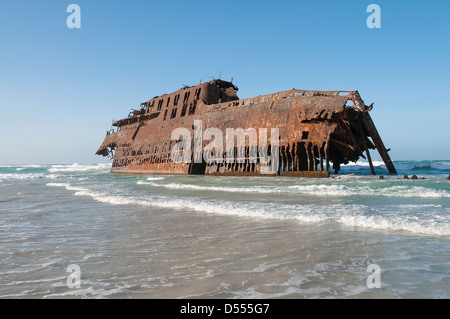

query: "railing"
left=205, top=89, right=357, bottom=113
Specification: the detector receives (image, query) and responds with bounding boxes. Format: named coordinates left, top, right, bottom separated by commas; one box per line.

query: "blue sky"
left=0, top=0, right=449, bottom=164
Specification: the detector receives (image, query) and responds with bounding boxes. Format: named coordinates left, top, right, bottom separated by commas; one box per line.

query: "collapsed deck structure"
left=96, top=79, right=396, bottom=177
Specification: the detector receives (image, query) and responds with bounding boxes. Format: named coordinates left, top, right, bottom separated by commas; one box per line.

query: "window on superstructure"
left=166, top=97, right=171, bottom=108
left=174, top=94, right=180, bottom=106
left=180, top=104, right=188, bottom=117
left=157, top=99, right=164, bottom=111
left=171, top=108, right=177, bottom=119
left=302, top=131, right=309, bottom=139
left=183, top=91, right=190, bottom=104
left=194, top=88, right=201, bottom=100
left=188, top=103, right=196, bottom=115
left=163, top=109, right=168, bottom=120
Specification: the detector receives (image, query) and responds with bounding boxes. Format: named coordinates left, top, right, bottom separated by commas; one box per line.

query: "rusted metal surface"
left=96, top=79, right=396, bottom=176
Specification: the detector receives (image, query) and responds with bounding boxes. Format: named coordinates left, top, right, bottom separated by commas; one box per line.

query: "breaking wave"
left=138, top=181, right=450, bottom=198
left=46, top=182, right=450, bottom=237
left=0, top=173, right=60, bottom=180
left=341, top=160, right=450, bottom=175
left=47, top=163, right=111, bottom=173
left=344, top=160, right=386, bottom=167
left=395, top=160, right=450, bottom=171
left=138, top=176, right=165, bottom=182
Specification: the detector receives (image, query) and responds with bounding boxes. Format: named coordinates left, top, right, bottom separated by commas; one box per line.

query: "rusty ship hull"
left=96, top=79, right=396, bottom=177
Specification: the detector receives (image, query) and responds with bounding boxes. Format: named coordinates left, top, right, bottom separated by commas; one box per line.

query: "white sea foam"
left=80, top=253, right=105, bottom=262
left=46, top=182, right=88, bottom=193
left=0, top=173, right=60, bottom=180
left=139, top=181, right=450, bottom=198
left=337, top=214, right=450, bottom=237
left=344, top=160, right=386, bottom=167
left=136, top=177, right=165, bottom=184
left=147, top=176, right=165, bottom=181
left=47, top=163, right=111, bottom=173
left=0, top=173, right=42, bottom=180
left=50, top=182, right=450, bottom=236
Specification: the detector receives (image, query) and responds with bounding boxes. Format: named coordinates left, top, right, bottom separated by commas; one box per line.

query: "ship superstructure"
left=97, top=79, right=396, bottom=177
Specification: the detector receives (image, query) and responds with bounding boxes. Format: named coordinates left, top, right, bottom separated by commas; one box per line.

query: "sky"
left=0, top=0, right=449, bottom=164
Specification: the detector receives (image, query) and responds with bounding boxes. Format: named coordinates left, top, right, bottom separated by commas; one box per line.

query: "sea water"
left=0, top=161, right=449, bottom=298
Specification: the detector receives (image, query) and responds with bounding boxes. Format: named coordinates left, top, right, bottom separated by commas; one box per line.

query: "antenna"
left=219, top=71, right=221, bottom=79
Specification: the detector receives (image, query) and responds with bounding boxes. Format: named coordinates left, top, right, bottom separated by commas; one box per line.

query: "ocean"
left=0, top=160, right=449, bottom=299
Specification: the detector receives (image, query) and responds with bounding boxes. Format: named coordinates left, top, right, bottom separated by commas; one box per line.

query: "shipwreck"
left=96, top=79, right=396, bottom=177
